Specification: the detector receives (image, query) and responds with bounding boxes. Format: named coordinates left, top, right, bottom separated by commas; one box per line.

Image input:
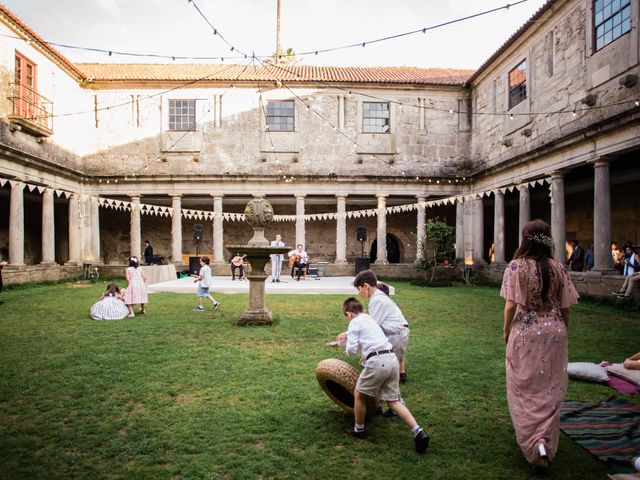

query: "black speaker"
left=189, top=256, right=201, bottom=275
left=193, top=224, right=204, bottom=242
left=356, top=226, right=367, bottom=242
left=355, top=258, right=370, bottom=275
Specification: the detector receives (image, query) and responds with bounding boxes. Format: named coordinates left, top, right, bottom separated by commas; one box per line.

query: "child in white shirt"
left=193, top=256, right=220, bottom=312
left=334, top=297, right=429, bottom=453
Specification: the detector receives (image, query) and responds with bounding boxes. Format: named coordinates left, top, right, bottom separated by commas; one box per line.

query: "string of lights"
left=1, top=1, right=531, bottom=62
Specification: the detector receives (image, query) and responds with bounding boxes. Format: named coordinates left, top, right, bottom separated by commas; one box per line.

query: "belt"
left=366, top=349, right=394, bottom=360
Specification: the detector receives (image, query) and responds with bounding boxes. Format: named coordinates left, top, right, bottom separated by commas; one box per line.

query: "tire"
left=315, top=358, right=378, bottom=416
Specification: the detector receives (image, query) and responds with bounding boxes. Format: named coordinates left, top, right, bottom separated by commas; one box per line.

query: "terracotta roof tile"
left=77, top=63, right=475, bottom=86
left=0, top=3, right=84, bottom=80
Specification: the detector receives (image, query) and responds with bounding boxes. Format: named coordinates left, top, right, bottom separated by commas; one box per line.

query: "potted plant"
left=417, top=218, right=455, bottom=284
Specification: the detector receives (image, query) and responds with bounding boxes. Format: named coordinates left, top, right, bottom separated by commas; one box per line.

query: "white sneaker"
left=194, top=306, right=204, bottom=312
left=214, top=302, right=220, bottom=311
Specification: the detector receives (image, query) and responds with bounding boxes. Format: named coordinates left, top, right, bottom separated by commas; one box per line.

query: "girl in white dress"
left=124, top=256, right=148, bottom=317
left=91, top=283, right=129, bottom=320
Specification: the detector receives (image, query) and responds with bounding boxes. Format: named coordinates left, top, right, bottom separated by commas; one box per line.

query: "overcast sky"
left=4, top=0, right=547, bottom=69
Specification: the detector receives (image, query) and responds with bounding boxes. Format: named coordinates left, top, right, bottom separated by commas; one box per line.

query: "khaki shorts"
left=355, top=353, right=400, bottom=402
left=387, top=328, right=409, bottom=364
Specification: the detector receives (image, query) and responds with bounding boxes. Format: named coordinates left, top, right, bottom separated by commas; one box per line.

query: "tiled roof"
left=77, top=63, right=475, bottom=86
left=466, top=0, right=559, bottom=84
left=0, top=3, right=84, bottom=80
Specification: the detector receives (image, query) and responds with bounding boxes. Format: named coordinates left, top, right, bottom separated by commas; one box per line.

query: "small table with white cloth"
left=140, top=264, right=177, bottom=285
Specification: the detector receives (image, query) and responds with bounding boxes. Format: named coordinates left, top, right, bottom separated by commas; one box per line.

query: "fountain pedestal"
left=227, top=198, right=289, bottom=326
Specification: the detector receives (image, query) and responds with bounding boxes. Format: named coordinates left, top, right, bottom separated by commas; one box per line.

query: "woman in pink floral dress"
left=500, top=219, right=579, bottom=471
left=124, top=256, right=148, bottom=317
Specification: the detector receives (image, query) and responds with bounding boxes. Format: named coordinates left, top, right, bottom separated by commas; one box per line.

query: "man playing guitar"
left=230, top=253, right=246, bottom=280
left=288, top=244, right=309, bottom=281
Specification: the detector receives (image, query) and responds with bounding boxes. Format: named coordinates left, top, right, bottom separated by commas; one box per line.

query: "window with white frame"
left=168, top=99, right=196, bottom=131
left=594, top=0, right=631, bottom=51
left=508, top=60, right=527, bottom=110
left=362, top=102, right=390, bottom=133
left=266, top=100, right=295, bottom=132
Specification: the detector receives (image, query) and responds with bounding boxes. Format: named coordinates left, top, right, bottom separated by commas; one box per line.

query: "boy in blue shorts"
left=193, top=256, right=220, bottom=312
left=334, top=297, right=429, bottom=453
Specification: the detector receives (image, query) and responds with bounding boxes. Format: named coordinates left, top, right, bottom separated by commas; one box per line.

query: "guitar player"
left=229, top=253, right=246, bottom=280
left=288, top=244, right=309, bottom=281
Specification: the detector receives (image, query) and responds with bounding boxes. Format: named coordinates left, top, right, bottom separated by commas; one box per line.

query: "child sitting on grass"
left=331, top=297, right=429, bottom=453
left=91, top=282, right=129, bottom=320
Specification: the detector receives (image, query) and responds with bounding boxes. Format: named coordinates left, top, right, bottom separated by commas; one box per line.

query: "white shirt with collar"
left=289, top=249, right=309, bottom=264
left=345, top=312, right=392, bottom=359
left=368, top=289, right=408, bottom=335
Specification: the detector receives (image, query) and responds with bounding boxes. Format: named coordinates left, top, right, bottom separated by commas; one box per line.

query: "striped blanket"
left=560, top=397, right=640, bottom=473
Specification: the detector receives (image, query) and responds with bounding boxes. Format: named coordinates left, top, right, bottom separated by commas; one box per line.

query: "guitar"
left=231, top=255, right=245, bottom=267
left=289, top=254, right=300, bottom=266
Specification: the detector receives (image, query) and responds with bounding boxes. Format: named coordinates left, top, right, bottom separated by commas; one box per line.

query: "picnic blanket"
left=560, top=397, right=640, bottom=473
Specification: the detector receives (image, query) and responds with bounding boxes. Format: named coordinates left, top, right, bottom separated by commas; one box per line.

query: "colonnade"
left=4, top=159, right=615, bottom=270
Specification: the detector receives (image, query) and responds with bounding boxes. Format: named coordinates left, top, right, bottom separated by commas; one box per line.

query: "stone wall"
left=471, top=0, right=640, bottom=172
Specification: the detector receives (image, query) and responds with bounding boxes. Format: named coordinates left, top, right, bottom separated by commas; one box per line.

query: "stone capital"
left=130, top=195, right=141, bottom=202
left=550, top=170, right=566, bottom=180
left=169, top=193, right=183, bottom=198
left=210, top=193, right=224, bottom=199
left=375, top=193, right=389, bottom=199
left=335, top=193, right=348, bottom=199
left=294, top=193, right=307, bottom=199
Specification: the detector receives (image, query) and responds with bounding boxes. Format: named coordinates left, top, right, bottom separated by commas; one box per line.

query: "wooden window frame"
left=508, top=59, right=527, bottom=110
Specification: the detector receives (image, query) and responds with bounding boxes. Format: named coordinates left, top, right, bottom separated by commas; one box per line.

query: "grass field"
left=0, top=279, right=638, bottom=479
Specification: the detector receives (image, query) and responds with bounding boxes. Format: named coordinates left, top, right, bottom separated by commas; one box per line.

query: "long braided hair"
left=512, top=219, right=554, bottom=303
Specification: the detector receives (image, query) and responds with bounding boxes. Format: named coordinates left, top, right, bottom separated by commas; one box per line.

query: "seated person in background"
left=611, top=242, right=623, bottom=272
left=623, top=352, right=640, bottom=370
left=614, top=243, right=640, bottom=298
left=230, top=253, right=246, bottom=280
left=288, top=244, right=309, bottom=281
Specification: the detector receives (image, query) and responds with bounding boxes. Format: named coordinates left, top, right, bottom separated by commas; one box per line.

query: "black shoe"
left=271, top=279, right=276, bottom=283
left=400, top=372, right=407, bottom=384
left=344, top=425, right=368, bottom=439
left=382, top=408, right=397, bottom=418
left=276, top=279, right=280, bottom=283
left=414, top=429, right=429, bottom=453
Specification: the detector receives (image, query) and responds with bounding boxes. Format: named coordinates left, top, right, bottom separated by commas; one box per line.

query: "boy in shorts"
left=335, top=297, right=429, bottom=453
left=193, top=256, right=220, bottom=312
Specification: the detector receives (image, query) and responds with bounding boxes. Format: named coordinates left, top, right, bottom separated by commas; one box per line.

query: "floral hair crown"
left=130, top=256, right=138, bottom=262
left=525, top=233, right=554, bottom=248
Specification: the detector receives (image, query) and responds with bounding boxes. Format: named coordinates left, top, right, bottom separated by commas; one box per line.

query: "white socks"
left=411, top=425, right=423, bottom=438
left=354, top=423, right=365, bottom=432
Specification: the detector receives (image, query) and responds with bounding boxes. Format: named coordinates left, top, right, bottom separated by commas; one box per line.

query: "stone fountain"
left=226, top=197, right=290, bottom=326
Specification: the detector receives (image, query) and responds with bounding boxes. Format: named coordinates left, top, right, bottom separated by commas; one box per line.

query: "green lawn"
left=0, top=280, right=638, bottom=480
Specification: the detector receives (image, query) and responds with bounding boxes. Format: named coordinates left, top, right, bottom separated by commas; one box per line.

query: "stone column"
left=9, top=181, right=25, bottom=265
left=472, top=196, right=484, bottom=263
left=90, top=197, right=101, bottom=262
left=493, top=190, right=506, bottom=264
left=171, top=194, right=183, bottom=264
left=335, top=194, right=348, bottom=264
left=295, top=194, right=306, bottom=247
left=550, top=172, right=566, bottom=263
left=213, top=195, right=224, bottom=263
left=593, top=159, right=613, bottom=272
left=41, top=188, right=55, bottom=264
left=375, top=194, right=388, bottom=265
left=455, top=198, right=464, bottom=261
left=518, top=184, right=530, bottom=237
left=80, top=196, right=91, bottom=260
left=130, top=196, right=141, bottom=258
left=415, top=196, right=426, bottom=263
left=67, top=193, right=81, bottom=264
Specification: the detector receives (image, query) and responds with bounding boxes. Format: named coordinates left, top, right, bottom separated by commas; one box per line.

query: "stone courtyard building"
left=1, top=0, right=639, bottom=299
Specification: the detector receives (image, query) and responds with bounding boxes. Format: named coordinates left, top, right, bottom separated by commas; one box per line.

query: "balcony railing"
left=8, top=82, right=53, bottom=136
